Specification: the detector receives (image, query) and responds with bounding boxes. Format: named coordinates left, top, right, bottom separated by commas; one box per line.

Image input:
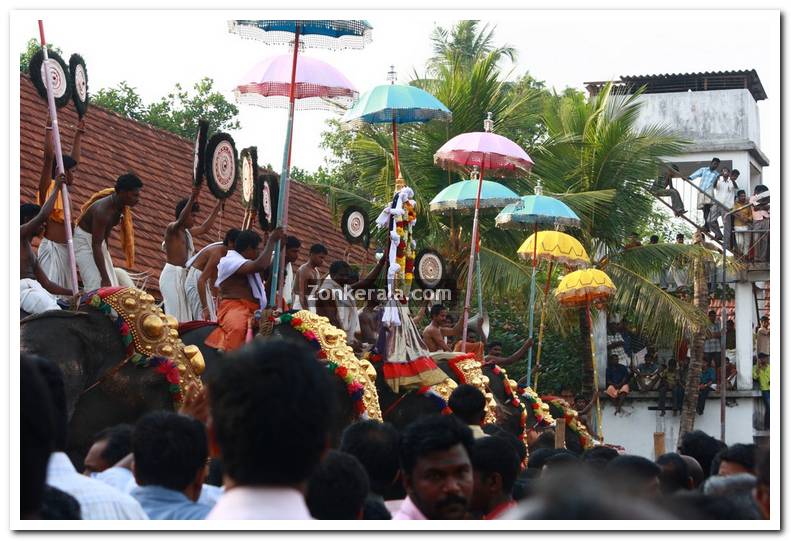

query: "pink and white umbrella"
left=433, top=114, right=534, bottom=352
left=434, top=129, right=534, bottom=177
left=234, top=53, right=358, bottom=111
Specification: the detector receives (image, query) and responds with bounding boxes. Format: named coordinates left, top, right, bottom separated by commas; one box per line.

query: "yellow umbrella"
left=517, top=232, right=589, bottom=395
left=517, top=230, right=590, bottom=268
left=554, top=268, right=616, bottom=442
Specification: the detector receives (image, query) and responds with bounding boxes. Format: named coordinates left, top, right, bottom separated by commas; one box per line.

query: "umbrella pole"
left=461, top=163, right=485, bottom=353
left=525, top=224, right=538, bottom=383
left=268, top=23, right=301, bottom=307
left=586, top=302, right=604, bottom=441
left=38, top=20, right=78, bottom=295
left=392, top=118, right=400, bottom=181
left=532, top=261, right=554, bottom=392
left=475, top=244, right=483, bottom=316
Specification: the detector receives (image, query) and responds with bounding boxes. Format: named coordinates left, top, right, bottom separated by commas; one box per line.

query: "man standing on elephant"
left=37, top=118, right=84, bottom=295
left=160, top=184, right=223, bottom=321
left=74, top=173, right=143, bottom=290
left=185, top=228, right=240, bottom=321
left=204, top=228, right=284, bottom=352
left=21, top=175, right=79, bottom=315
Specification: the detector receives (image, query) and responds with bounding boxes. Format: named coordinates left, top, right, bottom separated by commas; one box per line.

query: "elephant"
left=21, top=308, right=174, bottom=470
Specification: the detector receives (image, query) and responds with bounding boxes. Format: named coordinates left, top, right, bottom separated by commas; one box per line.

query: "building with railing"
left=585, top=71, right=770, bottom=456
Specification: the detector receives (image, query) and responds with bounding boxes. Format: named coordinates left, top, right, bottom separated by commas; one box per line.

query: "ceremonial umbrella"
left=495, top=187, right=581, bottom=384
left=342, top=67, right=451, bottom=185
left=555, top=268, right=616, bottom=440
left=433, top=114, right=534, bottom=352
left=233, top=54, right=358, bottom=233
left=429, top=172, right=519, bottom=317
left=228, top=19, right=372, bottom=308
left=517, top=231, right=589, bottom=392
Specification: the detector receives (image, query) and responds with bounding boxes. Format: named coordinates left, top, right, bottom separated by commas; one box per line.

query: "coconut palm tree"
left=428, top=20, right=517, bottom=74
left=307, top=22, right=721, bottom=396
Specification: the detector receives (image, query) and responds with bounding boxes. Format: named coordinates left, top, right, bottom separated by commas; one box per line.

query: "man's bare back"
left=192, top=244, right=226, bottom=273
left=218, top=273, right=254, bottom=302
left=296, top=262, right=322, bottom=307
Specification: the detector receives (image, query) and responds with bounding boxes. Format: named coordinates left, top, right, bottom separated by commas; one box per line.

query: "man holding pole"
left=37, top=119, right=84, bottom=295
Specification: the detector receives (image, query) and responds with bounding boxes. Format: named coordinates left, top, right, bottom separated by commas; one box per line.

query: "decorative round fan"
left=341, top=206, right=369, bottom=245
left=414, top=249, right=446, bottom=290
left=192, top=120, right=209, bottom=186
left=204, top=132, right=239, bottom=199
left=29, top=49, right=72, bottom=109
left=69, top=53, right=89, bottom=117
left=239, top=146, right=258, bottom=209
left=257, top=172, right=279, bottom=231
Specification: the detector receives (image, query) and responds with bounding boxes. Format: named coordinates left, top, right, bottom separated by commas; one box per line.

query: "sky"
left=11, top=10, right=779, bottom=189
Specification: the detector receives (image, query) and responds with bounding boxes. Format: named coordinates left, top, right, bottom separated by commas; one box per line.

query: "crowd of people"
left=651, top=158, right=770, bottom=261
left=21, top=342, right=770, bottom=521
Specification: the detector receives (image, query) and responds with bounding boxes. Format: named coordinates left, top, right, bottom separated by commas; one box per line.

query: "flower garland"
left=490, top=365, right=528, bottom=446
left=273, top=312, right=367, bottom=418
left=517, top=384, right=556, bottom=429
left=543, top=396, right=595, bottom=450
left=417, top=386, right=453, bottom=415
left=82, top=291, right=184, bottom=404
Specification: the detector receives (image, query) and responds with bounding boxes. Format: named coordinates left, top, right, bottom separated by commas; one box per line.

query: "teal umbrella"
left=342, top=67, right=451, bottom=180
left=495, top=185, right=581, bottom=384
left=430, top=174, right=519, bottom=321
left=429, top=179, right=519, bottom=212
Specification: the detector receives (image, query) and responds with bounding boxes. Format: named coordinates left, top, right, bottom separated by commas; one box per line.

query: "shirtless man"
left=21, top=175, right=78, bottom=314
left=74, top=173, right=143, bottom=290
left=37, top=119, right=83, bottom=293
left=186, top=228, right=240, bottom=321
left=160, top=185, right=223, bottom=321
left=295, top=243, right=328, bottom=311
left=315, top=256, right=387, bottom=348
left=204, top=228, right=284, bottom=352
left=280, top=235, right=302, bottom=310
left=422, top=304, right=465, bottom=352
left=483, top=339, right=533, bottom=367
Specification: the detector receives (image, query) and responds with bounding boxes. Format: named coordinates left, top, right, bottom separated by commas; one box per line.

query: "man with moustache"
left=394, top=415, right=474, bottom=520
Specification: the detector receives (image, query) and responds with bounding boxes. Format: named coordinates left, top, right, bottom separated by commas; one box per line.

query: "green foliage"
left=93, top=78, right=240, bottom=138
left=20, top=38, right=62, bottom=73
left=487, top=299, right=584, bottom=393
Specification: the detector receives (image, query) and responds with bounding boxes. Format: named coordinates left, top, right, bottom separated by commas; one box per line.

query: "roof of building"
left=584, top=70, right=767, bottom=102
left=20, top=73, right=369, bottom=298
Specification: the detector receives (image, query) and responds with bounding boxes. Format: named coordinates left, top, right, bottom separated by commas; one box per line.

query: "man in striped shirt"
left=686, top=158, right=721, bottom=231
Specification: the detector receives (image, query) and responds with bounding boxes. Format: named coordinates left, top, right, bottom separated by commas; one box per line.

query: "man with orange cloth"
left=205, top=228, right=283, bottom=352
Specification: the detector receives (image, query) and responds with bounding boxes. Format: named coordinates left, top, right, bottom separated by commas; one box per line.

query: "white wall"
left=633, top=89, right=761, bottom=146
left=600, top=399, right=755, bottom=459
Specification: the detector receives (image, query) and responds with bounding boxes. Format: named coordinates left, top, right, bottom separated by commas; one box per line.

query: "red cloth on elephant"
left=204, top=298, right=258, bottom=352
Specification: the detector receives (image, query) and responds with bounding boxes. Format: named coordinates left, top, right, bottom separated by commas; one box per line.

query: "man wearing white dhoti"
left=161, top=186, right=223, bottom=321
left=74, top=174, right=143, bottom=291
left=184, top=229, right=239, bottom=321
left=37, top=116, right=85, bottom=294
left=21, top=176, right=75, bottom=315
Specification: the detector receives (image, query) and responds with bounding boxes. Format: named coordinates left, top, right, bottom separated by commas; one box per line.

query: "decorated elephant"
left=20, top=288, right=206, bottom=469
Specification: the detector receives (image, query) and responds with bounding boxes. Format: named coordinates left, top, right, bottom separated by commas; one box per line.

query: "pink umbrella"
left=235, top=53, right=358, bottom=111
left=433, top=113, right=534, bottom=352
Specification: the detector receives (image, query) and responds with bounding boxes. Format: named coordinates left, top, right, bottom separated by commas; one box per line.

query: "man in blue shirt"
left=130, top=411, right=212, bottom=520
left=686, top=158, right=721, bottom=231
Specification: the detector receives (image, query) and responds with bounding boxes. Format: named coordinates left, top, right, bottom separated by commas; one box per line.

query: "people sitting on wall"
left=632, top=348, right=663, bottom=391
left=605, top=354, right=631, bottom=415
left=657, top=359, right=684, bottom=417
left=697, top=358, right=717, bottom=415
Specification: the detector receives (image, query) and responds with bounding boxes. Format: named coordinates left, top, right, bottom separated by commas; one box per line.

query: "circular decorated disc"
left=262, top=182, right=272, bottom=219
left=241, top=155, right=254, bottom=207
left=257, top=173, right=279, bottom=231
left=192, top=120, right=208, bottom=186
left=415, top=249, right=445, bottom=289
left=341, top=206, right=369, bottom=245
left=204, top=132, right=238, bottom=199
left=69, top=54, right=89, bottom=117
left=29, top=49, right=72, bottom=109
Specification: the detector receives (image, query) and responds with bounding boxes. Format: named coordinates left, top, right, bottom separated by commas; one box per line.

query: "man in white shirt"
left=32, top=356, right=148, bottom=520
left=709, top=169, right=740, bottom=242
left=206, top=340, right=333, bottom=519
